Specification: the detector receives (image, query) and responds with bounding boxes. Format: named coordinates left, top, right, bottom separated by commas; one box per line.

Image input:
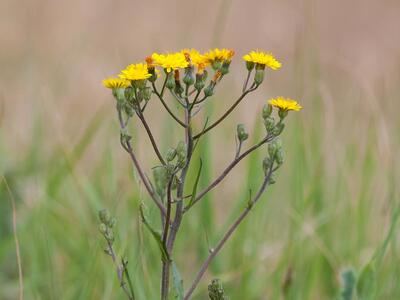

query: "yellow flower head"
left=102, top=77, right=130, bottom=89
left=204, top=48, right=235, bottom=63
left=243, top=50, right=282, bottom=70
left=119, top=63, right=152, bottom=81
left=151, top=52, right=189, bottom=73
left=268, top=97, right=302, bottom=111
left=181, top=48, right=209, bottom=68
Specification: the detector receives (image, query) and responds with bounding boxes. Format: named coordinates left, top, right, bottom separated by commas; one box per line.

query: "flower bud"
left=269, top=174, right=276, bottom=184
left=276, top=148, right=284, bottom=165
left=246, top=61, right=255, bottom=71
left=108, top=217, right=117, bottom=228
left=254, top=68, right=265, bottom=85
left=166, top=73, right=176, bottom=90
left=268, top=139, right=282, bottom=158
left=153, top=167, right=168, bottom=199
left=166, top=148, right=177, bottom=162
left=236, top=124, right=249, bottom=142
left=143, top=87, right=152, bottom=102
left=99, top=209, right=111, bottom=224
left=183, top=66, right=195, bottom=86
left=272, top=122, right=285, bottom=136
left=105, top=230, right=114, bottom=241
left=195, top=70, right=207, bottom=91
left=264, top=116, right=275, bottom=132
left=262, top=104, right=273, bottom=119
left=204, top=83, right=214, bottom=97
left=99, top=223, right=107, bottom=234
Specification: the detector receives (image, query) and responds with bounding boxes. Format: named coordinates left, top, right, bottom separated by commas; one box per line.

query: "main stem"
left=161, top=92, right=193, bottom=300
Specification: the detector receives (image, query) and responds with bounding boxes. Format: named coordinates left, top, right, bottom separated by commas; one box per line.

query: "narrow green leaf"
left=356, top=263, right=376, bottom=300
left=171, top=261, right=184, bottom=300
left=187, top=159, right=203, bottom=209
left=139, top=205, right=170, bottom=262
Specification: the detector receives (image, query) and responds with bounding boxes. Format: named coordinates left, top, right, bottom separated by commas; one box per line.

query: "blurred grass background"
left=1, top=0, right=400, bottom=299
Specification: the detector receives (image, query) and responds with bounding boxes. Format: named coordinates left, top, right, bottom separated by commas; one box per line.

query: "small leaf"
left=171, top=261, right=184, bottom=300
left=187, top=159, right=203, bottom=209
left=139, top=204, right=170, bottom=262
left=356, top=263, right=376, bottom=300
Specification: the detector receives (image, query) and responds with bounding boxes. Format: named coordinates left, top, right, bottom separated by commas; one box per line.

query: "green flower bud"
left=174, top=81, right=184, bottom=96
left=143, top=87, right=152, bottom=102
left=246, top=61, right=255, bottom=71
left=269, top=174, right=276, bottom=184
left=264, top=116, right=275, bottom=132
left=166, top=148, right=177, bottom=162
left=276, top=148, right=284, bottom=165
left=124, top=86, right=134, bottom=102
left=153, top=167, right=168, bottom=199
left=105, top=230, right=114, bottom=242
left=99, top=223, right=107, bottom=234
left=99, top=209, right=111, bottom=224
left=221, top=60, right=231, bottom=75
left=204, top=83, right=214, bottom=97
left=194, top=70, right=208, bottom=91
left=236, top=124, right=249, bottom=142
left=268, top=139, right=282, bottom=158
left=166, top=73, right=175, bottom=89
left=208, top=279, right=228, bottom=300
left=183, top=66, right=195, bottom=86
left=109, top=217, right=117, bottom=228
left=262, top=104, right=273, bottom=119
left=176, top=141, right=186, bottom=156
left=272, top=122, right=285, bottom=136
left=254, top=68, right=265, bottom=85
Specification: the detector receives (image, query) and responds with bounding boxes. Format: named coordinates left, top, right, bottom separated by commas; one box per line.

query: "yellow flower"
left=204, top=48, right=235, bottom=63
left=102, top=77, right=130, bottom=89
left=181, top=48, right=209, bottom=68
left=119, top=63, right=152, bottom=81
left=243, top=50, right=282, bottom=70
left=151, top=52, right=189, bottom=73
left=268, top=97, right=302, bottom=111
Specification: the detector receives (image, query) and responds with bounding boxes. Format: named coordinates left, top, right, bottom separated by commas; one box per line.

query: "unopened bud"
left=276, top=148, right=284, bottom=165
left=204, top=83, right=214, bottom=97
left=262, top=104, right=273, bottom=119
left=99, top=209, right=111, bottom=224
left=166, top=148, right=177, bottom=162
left=263, top=157, right=272, bottom=175
left=268, top=139, right=282, bottom=158
left=236, top=124, right=249, bottom=142
left=99, top=223, right=107, bottom=234
left=272, top=122, right=285, bottom=136
left=153, top=167, right=168, bottom=199
left=143, top=87, right=152, bottom=101
left=264, top=116, right=275, bottom=132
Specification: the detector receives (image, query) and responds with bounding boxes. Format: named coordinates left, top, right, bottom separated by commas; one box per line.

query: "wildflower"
left=243, top=50, right=282, bottom=70
left=204, top=48, right=235, bottom=63
left=181, top=49, right=209, bottom=68
left=102, top=77, right=130, bottom=89
left=268, top=97, right=302, bottom=118
left=119, top=63, right=152, bottom=81
left=151, top=52, right=189, bottom=73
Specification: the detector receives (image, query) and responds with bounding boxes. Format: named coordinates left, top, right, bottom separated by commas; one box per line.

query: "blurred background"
left=1, top=0, right=400, bottom=299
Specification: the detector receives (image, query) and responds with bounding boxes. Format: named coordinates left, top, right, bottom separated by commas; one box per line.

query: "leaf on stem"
left=139, top=204, right=170, bottom=262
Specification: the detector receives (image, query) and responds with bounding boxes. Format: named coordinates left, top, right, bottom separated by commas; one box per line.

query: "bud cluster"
left=98, top=209, right=117, bottom=244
